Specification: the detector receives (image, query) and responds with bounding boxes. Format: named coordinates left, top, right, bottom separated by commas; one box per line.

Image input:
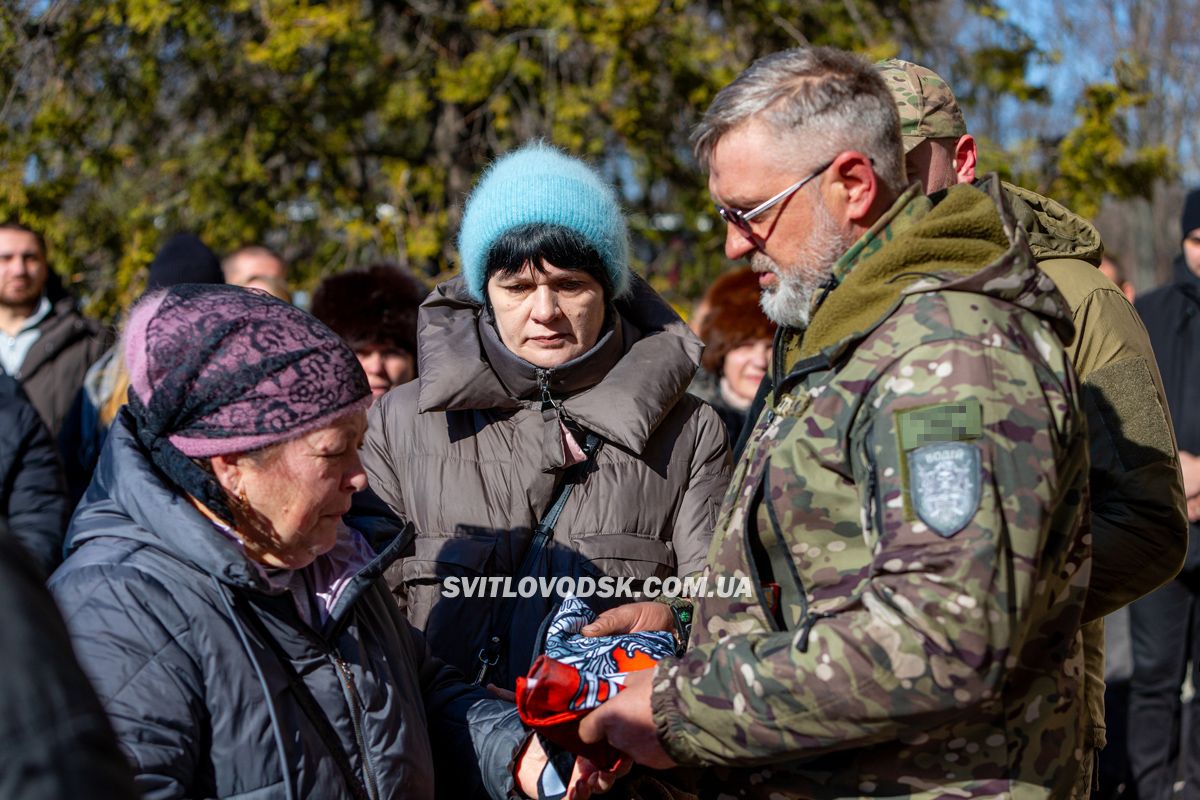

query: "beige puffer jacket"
left=361, top=275, right=731, bottom=688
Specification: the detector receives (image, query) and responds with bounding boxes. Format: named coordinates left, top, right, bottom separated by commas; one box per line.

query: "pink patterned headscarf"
left=123, top=284, right=370, bottom=520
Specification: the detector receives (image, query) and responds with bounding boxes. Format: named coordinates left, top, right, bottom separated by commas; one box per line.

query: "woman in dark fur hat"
left=688, top=267, right=776, bottom=446
left=311, top=264, right=429, bottom=404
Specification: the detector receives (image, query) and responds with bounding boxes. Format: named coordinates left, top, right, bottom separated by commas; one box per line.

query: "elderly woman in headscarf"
left=358, top=142, right=731, bottom=693
left=48, top=284, right=528, bottom=800
left=60, top=231, right=225, bottom=505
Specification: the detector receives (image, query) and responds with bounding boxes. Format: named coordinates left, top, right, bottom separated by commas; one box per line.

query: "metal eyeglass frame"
left=715, top=160, right=834, bottom=243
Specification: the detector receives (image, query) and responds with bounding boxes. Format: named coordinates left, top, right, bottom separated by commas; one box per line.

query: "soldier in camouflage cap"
left=876, top=58, right=968, bottom=151
left=577, top=46, right=1091, bottom=799
left=878, top=58, right=1187, bottom=800
left=875, top=57, right=977, bottom=195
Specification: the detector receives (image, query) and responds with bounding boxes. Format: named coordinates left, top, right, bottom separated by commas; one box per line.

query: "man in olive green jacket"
left=580, top=47, right=1092, bottom=799
left=877, top=58, right=1188, bottom=796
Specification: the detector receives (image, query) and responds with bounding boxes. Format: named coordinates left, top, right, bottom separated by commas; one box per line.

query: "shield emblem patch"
left=907, top=442, right=981, bottom=537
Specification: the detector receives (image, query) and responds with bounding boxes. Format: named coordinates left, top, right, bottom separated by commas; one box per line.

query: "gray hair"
left=692, top=47, right=906, bottom=195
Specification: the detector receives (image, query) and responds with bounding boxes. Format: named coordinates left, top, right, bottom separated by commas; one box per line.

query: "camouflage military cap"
left=876, top=58, right=968, bottom=152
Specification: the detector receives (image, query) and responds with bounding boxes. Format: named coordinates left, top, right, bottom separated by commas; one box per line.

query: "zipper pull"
left=334, top=656, right=355, bottom=690
left=536, top=368, right=554, bottom=409
left=863, top=469, right=877, bottom=540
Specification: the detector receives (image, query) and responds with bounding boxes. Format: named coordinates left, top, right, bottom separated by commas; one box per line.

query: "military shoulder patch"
left=907, top=442, right=981, bottom=537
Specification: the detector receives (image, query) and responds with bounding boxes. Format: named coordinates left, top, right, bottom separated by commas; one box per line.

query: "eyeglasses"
left=715, top=160, right=834, bottom=244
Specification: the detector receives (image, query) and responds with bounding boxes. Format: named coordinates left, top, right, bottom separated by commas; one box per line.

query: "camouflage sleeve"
left=671, top=400, right=732, bottom=577
left=651, top=337, right=1088, bottom=767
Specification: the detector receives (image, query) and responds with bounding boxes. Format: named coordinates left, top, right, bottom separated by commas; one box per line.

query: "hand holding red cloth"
left=516, top=655, right=630, bottom=771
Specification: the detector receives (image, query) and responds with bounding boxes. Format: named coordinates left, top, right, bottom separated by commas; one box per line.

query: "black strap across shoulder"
left=473, top=431, right=602, bottom=685
left=234, top=594, right=371, bottom=800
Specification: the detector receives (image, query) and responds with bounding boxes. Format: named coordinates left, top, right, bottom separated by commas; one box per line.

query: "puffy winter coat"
left=687, top=367, right=750, bottom=448
left=360, top=276, right=731, bottom=689
left=0, top=521, right=136, bottom=800
left=50, top=411, right=525, bottom=800
left=0, top=373, right=67, bottom=575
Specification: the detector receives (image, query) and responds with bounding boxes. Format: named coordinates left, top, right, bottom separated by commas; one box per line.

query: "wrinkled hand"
left=578, top=669, right=677, bottom=770
left=581, top=601, right=674, bottom=638
left=514, top=733, right=630, bottom=800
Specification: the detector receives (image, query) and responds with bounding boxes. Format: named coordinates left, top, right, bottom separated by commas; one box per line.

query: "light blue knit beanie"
left=457, top=142, right=632, bottom=302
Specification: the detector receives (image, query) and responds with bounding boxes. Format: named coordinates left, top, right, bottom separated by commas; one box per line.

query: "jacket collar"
left=786, top=175, right=1071, bottom=370
left=11, top=295, right=52, bottom=335
left=476, top=308, right=626, bottom=403
left=983, top=177, right=1104, bottom=265
left=17, top=296, right=95, bottom=379
left=415, top=275, right=702, bottom=453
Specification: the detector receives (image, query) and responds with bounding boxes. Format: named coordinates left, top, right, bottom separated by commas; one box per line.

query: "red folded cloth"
left=516, top=596, right=676, bottom=774
left=516, top=655, right=631, bottom=771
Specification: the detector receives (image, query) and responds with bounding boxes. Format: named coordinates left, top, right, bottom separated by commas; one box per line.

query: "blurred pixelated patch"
left=894, top=398, right=983, bottom=521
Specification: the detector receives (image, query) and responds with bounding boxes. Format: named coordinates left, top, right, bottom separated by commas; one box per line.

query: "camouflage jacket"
left=651, top=181, right=1091, bottom=798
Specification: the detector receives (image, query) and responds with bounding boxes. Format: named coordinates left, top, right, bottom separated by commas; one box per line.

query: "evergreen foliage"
left=0, top=1, right=1173, bottom=318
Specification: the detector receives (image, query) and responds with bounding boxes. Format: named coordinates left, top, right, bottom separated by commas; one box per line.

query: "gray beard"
left=756, top=260, right=822, bottom=329
left=754, top=203, right=854, bottom=329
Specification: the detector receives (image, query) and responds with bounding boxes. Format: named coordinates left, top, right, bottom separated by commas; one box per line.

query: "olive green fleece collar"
left=774, top=183, right=927, bottom=375
left=797, top=181, right=1011, bottom=360
left=828, top=182, right=931, bottom=287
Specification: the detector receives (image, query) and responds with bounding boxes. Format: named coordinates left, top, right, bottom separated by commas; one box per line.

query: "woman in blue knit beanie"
left=456, top=142, right=635, bottom=370
left=356, top=141, right=731, bottom=794
left=458, top=142, right=632, bottom=303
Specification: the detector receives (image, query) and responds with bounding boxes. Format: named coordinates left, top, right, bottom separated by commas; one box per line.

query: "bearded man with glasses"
left=577, top=46, right=1092, bottom=799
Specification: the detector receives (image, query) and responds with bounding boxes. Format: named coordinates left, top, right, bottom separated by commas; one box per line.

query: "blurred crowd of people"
left=0, top=45, right=1199, bottom=800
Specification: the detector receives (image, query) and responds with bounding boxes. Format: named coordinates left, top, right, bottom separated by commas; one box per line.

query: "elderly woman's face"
left=487, top=261, right=606, bottom=368
left=214, top=412, right=368, bottom=569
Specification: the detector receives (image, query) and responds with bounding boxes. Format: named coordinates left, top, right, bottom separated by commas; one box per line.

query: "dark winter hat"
left=123, top=284, right=370, bottom=523
left=310, top=264, right=428, bottom=356
left=698, top=268, right=776, bottom=374
left=457, top=142, right=632, bottom=302
left=146, top=232, right=224, bottom=292
left=1181, top=188, right=1200, bottom=240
